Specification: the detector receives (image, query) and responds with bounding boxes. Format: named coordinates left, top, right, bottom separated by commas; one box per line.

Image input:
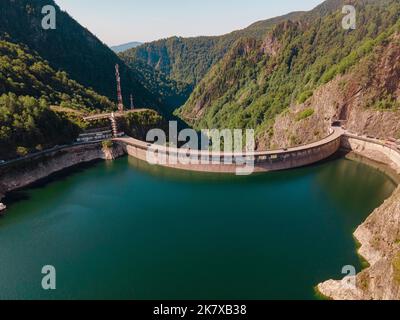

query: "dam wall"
left=342, top=134, right=400, bottom=174
left=115, top=128, right=343, bottom=174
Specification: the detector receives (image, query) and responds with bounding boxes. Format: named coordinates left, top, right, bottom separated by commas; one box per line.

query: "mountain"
left=0, top=39, right=113, bottom=111
left=111, top=41, right=142, bottom=53
left=120, top=11, right=304, bottom=86
left=0, top=0, right=169, bottom=159
left=129, top=59, right=193, bottom=114
left=0, top=0, right=161, bottom=110
left=267, top=30, right=400, bottom=149
left=178, top=0, right=400, bottom=148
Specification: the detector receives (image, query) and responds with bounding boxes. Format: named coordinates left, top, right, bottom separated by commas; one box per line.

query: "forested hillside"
left=0, top=37, right=116, bottom=159
left=1, top=0, right=399, bottom=159
left=0, top=93, right=81, bottom=159
left=0, top=39, right=113, bottom=111
left=0, top=0, right=168, bottom=159
left=128, top=59, right=193, bottom=114
left=0, top=0, right=161, bottom=110
left=120, top=12, right=304, bottom=86
left=266, top=30, right=400, bottom=149
left=111, top=41, right=142, bottom=53
left=178, top=0, right=400, bottom=147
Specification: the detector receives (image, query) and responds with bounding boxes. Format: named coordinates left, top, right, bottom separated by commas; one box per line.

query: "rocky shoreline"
left=0, top=142, right=125, bottom=212
left=1, top=136, right=400, bottom=300
left=317, top=136, right=400, bottom=300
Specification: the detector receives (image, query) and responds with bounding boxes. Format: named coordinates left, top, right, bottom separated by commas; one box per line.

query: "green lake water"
left=0, top=156, right=396, bottom=300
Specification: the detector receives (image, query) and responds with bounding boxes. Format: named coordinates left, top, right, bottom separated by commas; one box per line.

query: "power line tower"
left=115, top=64, right=124, bottom=112
left=130, top=94, right=134, bottom=110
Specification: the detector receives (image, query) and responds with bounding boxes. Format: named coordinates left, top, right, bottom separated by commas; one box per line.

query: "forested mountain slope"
left=178, top=0, right=400, bottom=148
left=0, top=39, right=113, bottom=111
left=120, top=11, right=304, bottom=86
left=0, top=0, right=161, bottom=109
left=0, top=1, right=168, bottom=159
left=0, top=37, right=115, bottom=159
left=267, top=30, right=400, bottom=149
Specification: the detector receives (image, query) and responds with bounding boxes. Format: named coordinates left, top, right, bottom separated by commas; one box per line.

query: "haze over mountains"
left=111, top=41, right=142, bottom=53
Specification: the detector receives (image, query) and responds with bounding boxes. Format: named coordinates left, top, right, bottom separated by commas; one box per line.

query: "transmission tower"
left=115, top=64, right=124, bottom=112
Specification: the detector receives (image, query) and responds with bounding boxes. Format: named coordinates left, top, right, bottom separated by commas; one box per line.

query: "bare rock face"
left=318, top=187, right=400, bottom=300
left=259, top=75, right=346, bottom=150
left=260, top=33, right=281, bottom=57
left=102, top=143, right=125, bottom=160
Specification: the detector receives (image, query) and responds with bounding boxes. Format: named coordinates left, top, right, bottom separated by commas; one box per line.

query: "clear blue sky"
left=55, top=0, right=324, bottom=46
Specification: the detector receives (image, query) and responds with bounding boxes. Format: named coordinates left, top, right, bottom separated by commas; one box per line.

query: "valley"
left=0, top=0, right=400, bottom=301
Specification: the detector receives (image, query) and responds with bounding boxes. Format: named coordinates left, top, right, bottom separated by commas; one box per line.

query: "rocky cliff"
left=265, top=32, right=400, bottom=300
left=318, top=137, right=400, bottom=300
left=264, top=32, right=400, bottom=150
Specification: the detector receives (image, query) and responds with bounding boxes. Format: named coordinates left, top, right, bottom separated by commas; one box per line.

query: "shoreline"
left=1, top=134, right=400, bottom=300
left=0, top=142, right=125, bottom=207
left=317, top=135, right=400, bottom=300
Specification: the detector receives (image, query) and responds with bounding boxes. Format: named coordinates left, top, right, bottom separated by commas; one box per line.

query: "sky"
left=55, top=0, right=325, bottom=46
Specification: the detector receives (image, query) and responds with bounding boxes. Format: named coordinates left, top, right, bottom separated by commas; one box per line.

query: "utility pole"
left=130, top=94, right=134, bottom=110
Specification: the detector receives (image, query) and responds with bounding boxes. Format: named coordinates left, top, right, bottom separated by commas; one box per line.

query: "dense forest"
left=0, top=0, right=164, bottom=110
left=0, top=38, right=115, bottom=159
left=0, top=0, right=168, bottom=159
left=178, top=0, right=400, bottom=138
left=0, top=93, right=81, bottom=158
left=0, top=39, right=114, bottom=111
left=128, top=59, right=193, bottom=113
left=120, top=11, right=304, bottom=87
left=119, top=0, right=382, bottom=88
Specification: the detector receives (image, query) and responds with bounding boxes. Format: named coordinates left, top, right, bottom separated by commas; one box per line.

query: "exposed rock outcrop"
left=264, top=32, right=400, bottom=150
left=267, top=33, right=400, bottom=299
left=318, top=136, right=400, bottom=300
left=318, top=186, right=400, bottom=300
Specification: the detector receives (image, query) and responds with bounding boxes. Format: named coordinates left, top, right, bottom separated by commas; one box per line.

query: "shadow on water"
left=3, top=159, right=104, bottom=207
left=319, top=156, right=396, bottom=213
left=125, top=150, right=347, bottom=185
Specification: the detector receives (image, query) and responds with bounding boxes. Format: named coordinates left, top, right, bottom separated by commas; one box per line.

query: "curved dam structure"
left=114, top=127, right=343, bottom=174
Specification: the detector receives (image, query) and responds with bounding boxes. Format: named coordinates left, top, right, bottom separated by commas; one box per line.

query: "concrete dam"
left=114, top=127, right=344, bottom=174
